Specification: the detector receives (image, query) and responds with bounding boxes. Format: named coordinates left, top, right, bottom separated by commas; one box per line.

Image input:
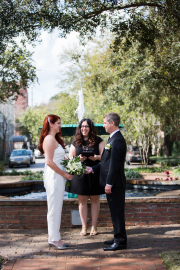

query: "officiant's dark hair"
left=38, top=114, right=65, bottom=155
left=74, top=118, right=97, bottom=147
left=104, top=112, right=120, bottom=127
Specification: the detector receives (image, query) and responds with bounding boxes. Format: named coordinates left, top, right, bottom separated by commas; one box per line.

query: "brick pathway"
left=1, top=225, right=180, bottom=269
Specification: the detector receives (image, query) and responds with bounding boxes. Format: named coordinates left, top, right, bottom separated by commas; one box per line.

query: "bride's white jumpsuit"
left=43, top=145, right=66, bottom=242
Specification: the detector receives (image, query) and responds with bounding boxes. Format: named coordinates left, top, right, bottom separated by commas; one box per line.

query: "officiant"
left=65, top=118, right=105, bottom=236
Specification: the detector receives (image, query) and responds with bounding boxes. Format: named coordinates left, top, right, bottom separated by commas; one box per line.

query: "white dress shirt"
left=109, top=129, right=119, bottom=138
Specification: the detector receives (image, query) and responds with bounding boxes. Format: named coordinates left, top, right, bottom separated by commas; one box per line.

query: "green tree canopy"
left=1, top=0, right=180, bottom=54
left=1, top=0, right=179, bottom=102
left=0, top=45, right=37, bottom=102
left=17, top=93, right=78, bottom=142
left=57, top=32, right=180, bottom=156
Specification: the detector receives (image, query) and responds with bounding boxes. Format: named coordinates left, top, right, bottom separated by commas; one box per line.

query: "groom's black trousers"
left=106, top=186, right=127, bottom=244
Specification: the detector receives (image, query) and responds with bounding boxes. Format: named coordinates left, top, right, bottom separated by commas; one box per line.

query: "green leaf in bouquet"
left=66, top=180, right=71, bottom=186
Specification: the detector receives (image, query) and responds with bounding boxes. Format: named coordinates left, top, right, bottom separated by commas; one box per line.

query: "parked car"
left=126, top=146, right=142, bottom=165
left=9, top=149, right=30, bottom=168
left=34, top=149, right=44, bottom=158
left=27, top=150, right=36, bottom=164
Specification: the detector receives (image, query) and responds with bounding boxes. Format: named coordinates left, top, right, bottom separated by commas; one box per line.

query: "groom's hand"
left=105, top=185, right=112, bottom=194
left=85, top=166, right=93, bottom=174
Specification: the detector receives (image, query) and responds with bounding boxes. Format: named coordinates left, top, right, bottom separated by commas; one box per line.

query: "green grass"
left=150, top=156, right=180, bottom=166
left=160, top=251, right=180, bottom=270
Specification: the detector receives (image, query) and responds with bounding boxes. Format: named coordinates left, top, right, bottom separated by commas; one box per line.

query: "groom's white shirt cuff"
left=106, top=184, right=112, bottom=187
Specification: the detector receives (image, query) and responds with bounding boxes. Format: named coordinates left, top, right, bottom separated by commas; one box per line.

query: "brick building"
left=14, top=88, right=28, bottom=130
left=0, top=88, right=28, bottom=156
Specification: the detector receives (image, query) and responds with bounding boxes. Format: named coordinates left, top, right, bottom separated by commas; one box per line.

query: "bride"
left=38, top=114, right=73, bottom=249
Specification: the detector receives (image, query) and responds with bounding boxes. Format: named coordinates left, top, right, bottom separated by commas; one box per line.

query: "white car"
left=9, top=149, right=30, bottom=168
left=126, top=146, right=142, bottom=164
left=34, top=149, right=44, bottom=158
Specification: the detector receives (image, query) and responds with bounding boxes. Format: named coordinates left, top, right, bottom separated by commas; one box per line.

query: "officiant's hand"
left=79, top=154, right=87, bottom=162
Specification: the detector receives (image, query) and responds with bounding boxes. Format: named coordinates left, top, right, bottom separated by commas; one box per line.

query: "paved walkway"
left=1, top=225, right=180, bottom=269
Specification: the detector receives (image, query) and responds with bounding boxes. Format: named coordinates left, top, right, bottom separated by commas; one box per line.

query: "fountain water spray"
left=75, top=89, right=86, bottom=122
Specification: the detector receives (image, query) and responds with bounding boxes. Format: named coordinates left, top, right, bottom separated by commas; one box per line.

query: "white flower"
left=61, top=156, right=86, bottom=175
left=105, top=143, right=111, bottom=150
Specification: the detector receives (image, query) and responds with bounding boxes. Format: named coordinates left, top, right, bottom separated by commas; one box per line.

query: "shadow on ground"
left=0, top=225, right=180, bottom=260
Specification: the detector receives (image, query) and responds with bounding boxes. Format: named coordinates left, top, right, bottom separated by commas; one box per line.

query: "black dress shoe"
left=103, top=243, right=127, bottom=251
left=104, top=239, right=114, bottom=245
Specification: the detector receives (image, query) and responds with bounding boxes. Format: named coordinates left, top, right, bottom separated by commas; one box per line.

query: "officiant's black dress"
left=65, top=136, right=105, bottom=195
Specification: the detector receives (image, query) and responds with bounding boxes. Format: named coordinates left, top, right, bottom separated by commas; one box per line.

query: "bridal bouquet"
left=61, top=156, right=86, bottom=186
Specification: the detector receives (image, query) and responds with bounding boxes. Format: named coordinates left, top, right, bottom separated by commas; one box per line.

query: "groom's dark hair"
left=104, top=112, right=120, bottom=127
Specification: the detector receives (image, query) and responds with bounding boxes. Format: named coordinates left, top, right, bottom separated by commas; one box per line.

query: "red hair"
left=38, top=114, right=65, bottom=155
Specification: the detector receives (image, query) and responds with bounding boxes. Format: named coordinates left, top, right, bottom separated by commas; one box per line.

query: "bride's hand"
left=64, top=172, right=74, bottom=181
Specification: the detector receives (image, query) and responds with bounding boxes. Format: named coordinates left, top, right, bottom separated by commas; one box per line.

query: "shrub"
left=21, top=171, right=43, bottom=181
left=125, top=169, right=142, bottom=179
left=173, top=167, right=180, bottom=178
left=131, top=167, right=167, bottom=173
left=150, top=156, right=180, bottom=166
left=0, top=161, right=4, bottom=171
left=3, top=169, right=33, bottom=176
left=3, top=169, right=21, bottom=175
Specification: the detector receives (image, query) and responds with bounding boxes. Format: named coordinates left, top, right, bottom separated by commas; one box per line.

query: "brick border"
left=0, top=197, right=180, bottom=229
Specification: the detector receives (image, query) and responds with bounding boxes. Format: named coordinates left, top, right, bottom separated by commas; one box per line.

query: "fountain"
left=0, top=90, right=179, bottom=229
left=75, top=89, right=86, bottom=122
left=40, top=89, right=123, bottom=136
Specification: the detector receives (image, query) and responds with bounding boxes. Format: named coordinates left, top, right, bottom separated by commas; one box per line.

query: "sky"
left=27, top=30, right=79, bottom=107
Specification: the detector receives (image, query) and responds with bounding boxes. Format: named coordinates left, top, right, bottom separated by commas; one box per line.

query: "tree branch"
left=172, top=8, right=180, bottom=21
left=82, top=2, right=163, bottom=20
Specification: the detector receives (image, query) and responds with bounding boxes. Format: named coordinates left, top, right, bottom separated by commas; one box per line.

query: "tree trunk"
left=164, top=133, right=171, bottom=157
left=0, top=143, right=3, bottom=160
left=2, top=138, right=6, bottom=160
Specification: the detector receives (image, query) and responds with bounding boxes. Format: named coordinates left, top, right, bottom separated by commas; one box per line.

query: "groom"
left=87, top=112, right=127, bottom=251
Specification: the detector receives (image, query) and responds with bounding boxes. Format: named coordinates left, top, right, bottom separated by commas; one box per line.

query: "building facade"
left=0, top=88, right=28, bottom=157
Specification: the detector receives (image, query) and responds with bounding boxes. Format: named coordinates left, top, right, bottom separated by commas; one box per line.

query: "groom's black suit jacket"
left=93, top=130, right=126, bottom=188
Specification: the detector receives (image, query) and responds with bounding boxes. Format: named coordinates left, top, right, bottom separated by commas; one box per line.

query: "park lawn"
left=150, top=156, right=180, bottom=166
left=160, top=251, right=180, bottom=270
